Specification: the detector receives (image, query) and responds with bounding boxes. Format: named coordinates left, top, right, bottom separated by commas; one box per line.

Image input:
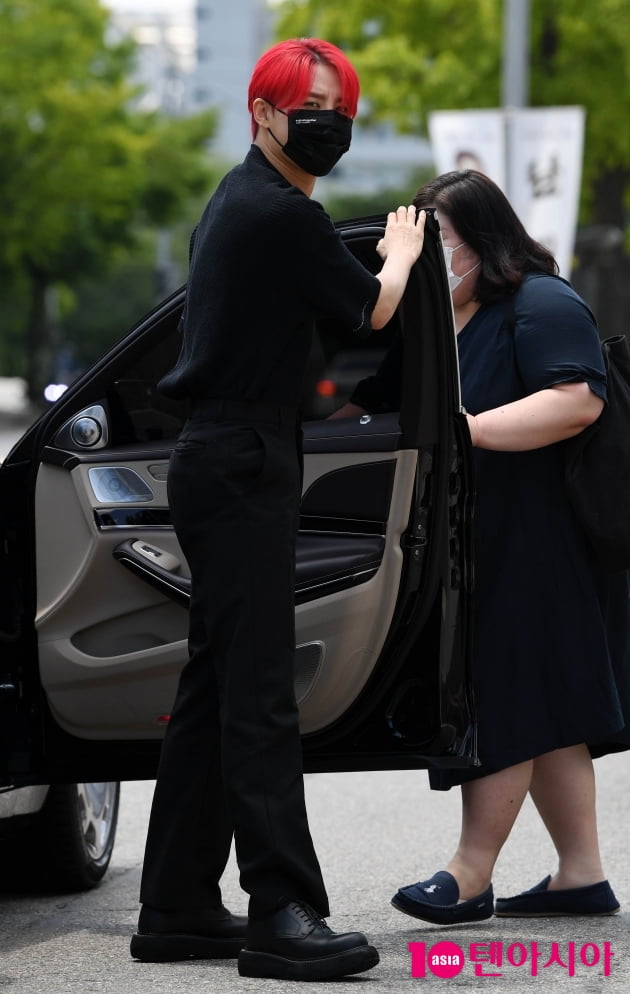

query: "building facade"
left=187, top=0, right=274, bottom=162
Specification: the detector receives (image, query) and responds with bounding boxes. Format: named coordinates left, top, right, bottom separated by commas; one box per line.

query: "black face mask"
left=268, top=107, right=353, bottom=176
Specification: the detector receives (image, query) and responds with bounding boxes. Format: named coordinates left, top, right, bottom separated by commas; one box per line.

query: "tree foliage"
left=273, top=0, right=630, bottom=225
left=0, top=0, right=219, bottom=399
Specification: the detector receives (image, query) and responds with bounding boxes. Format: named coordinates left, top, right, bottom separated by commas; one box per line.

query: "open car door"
left=0, top=211, right=476, bottom=787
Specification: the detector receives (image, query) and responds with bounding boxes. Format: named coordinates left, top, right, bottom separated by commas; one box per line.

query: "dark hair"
left=414, top=170, right=558, bottom=303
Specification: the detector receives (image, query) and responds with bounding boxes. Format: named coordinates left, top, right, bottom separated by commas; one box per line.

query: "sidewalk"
left=0, top=377, right=40, bottom=460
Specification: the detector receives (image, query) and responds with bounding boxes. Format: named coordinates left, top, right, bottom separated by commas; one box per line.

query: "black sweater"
left=159, top=146, right=380, bottom=408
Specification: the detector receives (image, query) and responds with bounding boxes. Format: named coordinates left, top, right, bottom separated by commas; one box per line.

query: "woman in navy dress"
left=340, top=170, right=629, bottom=924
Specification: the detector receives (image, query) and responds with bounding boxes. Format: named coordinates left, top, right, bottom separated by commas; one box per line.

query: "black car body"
left=0, top=212, right=476, bottom=800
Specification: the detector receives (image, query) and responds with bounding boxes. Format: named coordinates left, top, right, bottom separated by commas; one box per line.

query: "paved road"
left=0, top=426, right=23, bottom=463
left=1, top=756, right=629, bottom=993
left=0, top=412, right=36, bottom=463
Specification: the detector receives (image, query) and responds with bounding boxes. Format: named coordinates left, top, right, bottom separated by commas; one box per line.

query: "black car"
left=0, top=212, right=476, bottom=887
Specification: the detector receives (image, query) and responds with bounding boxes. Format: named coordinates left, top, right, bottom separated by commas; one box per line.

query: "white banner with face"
left=428, top=107, right=585, bottom=278
left=428, top=110, right=506, bottom=190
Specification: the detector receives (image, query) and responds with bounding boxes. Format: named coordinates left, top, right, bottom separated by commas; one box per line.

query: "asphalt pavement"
left=0, top=381, right=38, bottom=462
left=1, top=757, right=629, bottom=993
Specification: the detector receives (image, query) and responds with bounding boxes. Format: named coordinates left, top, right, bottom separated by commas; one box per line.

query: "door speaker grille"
left=294, top=641, right=324, bottom=702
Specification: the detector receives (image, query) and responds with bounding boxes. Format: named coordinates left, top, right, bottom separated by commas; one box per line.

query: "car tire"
left=3, top=782, right=120, bottom=892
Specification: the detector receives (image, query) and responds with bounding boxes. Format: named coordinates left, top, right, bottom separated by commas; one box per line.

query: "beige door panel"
left=295, top=449, right=417, bottom=733
left=35, top=447, right=416, bottom=740
left=35, top=459, right=189, bottom=739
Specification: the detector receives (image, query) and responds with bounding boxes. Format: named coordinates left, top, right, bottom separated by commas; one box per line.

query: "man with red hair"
left=130, top=37, right=425, bottom=981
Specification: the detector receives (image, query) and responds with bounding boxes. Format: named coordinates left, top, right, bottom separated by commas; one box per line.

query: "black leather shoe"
left=130, top=904, right=247, bottom=961
left=238, top=901, right=379, bottom=981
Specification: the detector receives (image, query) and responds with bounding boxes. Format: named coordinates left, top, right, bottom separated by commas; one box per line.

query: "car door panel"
left=34, top=456, right=188, bottom=739
left=1, top=212, right=476, bottom=786
left=33, top=432, right=415, bottom=740
left=296, top=446, right=417, bottom=733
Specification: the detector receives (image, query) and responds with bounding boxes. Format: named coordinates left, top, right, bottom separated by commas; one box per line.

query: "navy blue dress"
left=431, top=273, right=630, bottom=789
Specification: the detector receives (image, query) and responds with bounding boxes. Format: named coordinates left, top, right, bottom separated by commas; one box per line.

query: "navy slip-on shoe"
left=391, top=871, right=494, bottom=925
left=494, top=876, right=621, bottom=917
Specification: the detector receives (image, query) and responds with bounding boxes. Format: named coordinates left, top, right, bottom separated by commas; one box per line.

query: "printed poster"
left=428, top=107, right=585, bottom=278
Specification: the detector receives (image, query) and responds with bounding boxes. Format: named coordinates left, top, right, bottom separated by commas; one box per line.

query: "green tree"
left=0, top=0, right=219, bottom=400
left=273, top=0, right=630, bottom=228
left=323, top=167, right=433, bottom=221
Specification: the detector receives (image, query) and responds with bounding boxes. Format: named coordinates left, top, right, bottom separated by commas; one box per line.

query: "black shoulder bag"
left=506, top=292, right=630, bottom=572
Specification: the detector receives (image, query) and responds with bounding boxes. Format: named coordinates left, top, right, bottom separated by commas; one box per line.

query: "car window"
left=105, top=319, right=190, bottom=447
left=79, top=224, right=401, bottom=445
left=302, top=316, right=398, bottom=420
left=96, top=307, right=399, bottom=444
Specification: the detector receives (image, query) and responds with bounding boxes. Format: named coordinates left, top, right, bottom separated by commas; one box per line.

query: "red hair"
left=248, top=38, right=360, bottom=139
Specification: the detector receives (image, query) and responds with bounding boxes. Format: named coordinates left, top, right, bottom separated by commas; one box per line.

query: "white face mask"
left=443, top=242, right=480, bottom=292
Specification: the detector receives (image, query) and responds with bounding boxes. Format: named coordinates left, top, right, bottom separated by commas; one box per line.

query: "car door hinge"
left=402, top=528, right=428, bottom=569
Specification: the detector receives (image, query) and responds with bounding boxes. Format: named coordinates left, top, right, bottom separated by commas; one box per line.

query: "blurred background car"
left=308, top=348, right=387, bottom=419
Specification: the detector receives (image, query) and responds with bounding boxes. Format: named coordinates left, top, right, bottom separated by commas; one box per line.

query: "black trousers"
left=139, top=408, right=329, bottom=918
